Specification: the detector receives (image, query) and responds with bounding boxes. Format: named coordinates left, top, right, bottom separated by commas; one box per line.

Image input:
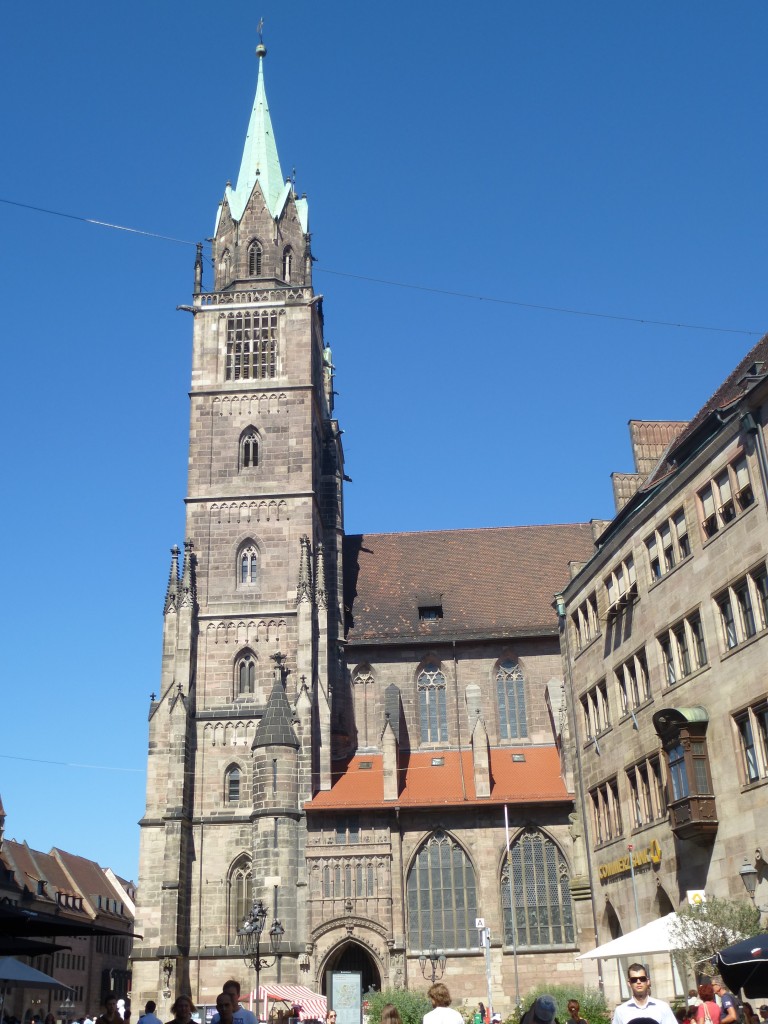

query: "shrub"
left=505, top=985, right=609, bottom=1024
left=366, top=989, right=432, bottom=1024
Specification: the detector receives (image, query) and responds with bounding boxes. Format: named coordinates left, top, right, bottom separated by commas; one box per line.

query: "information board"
left=328, top=971, right=362, bottom=1024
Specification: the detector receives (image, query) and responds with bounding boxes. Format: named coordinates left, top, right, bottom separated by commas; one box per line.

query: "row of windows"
left=229, top=827, right=574, bottom=950
left=53, top=953, right=86, bottom=971
left=591, top=756, right=667, bottom=843
left=716, top=566, right=768, bottom=651
left=219, top=241, right=295, bottom=283
left=573, top=452, right=758, bottom=654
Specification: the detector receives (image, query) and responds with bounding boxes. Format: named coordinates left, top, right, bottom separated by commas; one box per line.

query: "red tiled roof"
left=342, top=524, right=595, bottom=644
left=305, top=747, right=569, bottom=810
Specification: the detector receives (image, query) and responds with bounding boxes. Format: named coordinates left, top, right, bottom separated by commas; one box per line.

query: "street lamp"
left=418, top=948, right=446, bottom=983
left=59, top=998, right=75, bottom=1022
left=739, top=858, right=759, bottom=899
left=238, top=899, right=285, bottom=996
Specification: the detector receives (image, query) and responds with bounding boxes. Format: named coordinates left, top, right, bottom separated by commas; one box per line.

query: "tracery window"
left=497, top=659, right=528, bottom=739
left=228, top=856, right=251, bottom=943
left=239, top=546, right=259, bottom=586
left=418, top=663, right=448, bottom=743
left=353, top=665, right=375, bottom=747
left=283, top=246, right=293, bottom=282
left=225, top=765, right=241, bottom=803
left=241, top=428, right=259, bottom=469
left=236, top=650, right=256, bottom=695
left=321, top=858, right=377, bottom=900
left=247, top=239, right=263, bottom=277
left=225, top=310, right=277, bottom=381
left=220, top=248, right=232, bottom=284
left=406, top=830, right=477, bottom=950
left=501, top=828, right=575, bottom=948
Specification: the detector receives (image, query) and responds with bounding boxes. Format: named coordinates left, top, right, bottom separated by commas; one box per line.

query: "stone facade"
left=559, top=354, right=768, bottom=1005
left=132, top=48, right=602, bottom=1017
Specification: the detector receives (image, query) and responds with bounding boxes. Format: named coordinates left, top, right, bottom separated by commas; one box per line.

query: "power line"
left=315, top=267, right=762, bottom=337
left=0, top=752, right=144, bottom=774
left=1, top=194, right=760, bottom=337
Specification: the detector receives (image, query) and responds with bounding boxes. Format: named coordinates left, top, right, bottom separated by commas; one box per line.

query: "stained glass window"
left=501, top=828, right=574, bottom=948
left=406, top=831, right=477, bottom=950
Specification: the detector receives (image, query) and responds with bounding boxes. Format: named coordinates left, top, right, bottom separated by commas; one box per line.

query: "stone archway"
left=321, top=940, right=382, bottom=996
left=604, top=900, right=622, bottom=939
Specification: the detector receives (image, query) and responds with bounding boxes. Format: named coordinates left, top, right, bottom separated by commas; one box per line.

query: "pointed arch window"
left=497, top=659, right=528, bottom=739
left=352, top=666, right=375, bottom=748
left=283, top=246, right=293, bottom=283
left=241, top=429, right=259, bottom=469
left=225, top=310, right=278, bottom=381
left=501, top=828, right=575, bottom=949
left=406, top=830, right=477, bottom=951
left=239, top=545, right=259, bottom=585
left=247, top=239, right=263, bottom=277
left=418, top=663, right=447, bottom=743
left=228, top=856, right=251, bottom=943
left=236, top=650, right=256, bottom=695
left=220, top=248, right=232, bottom=284
left=225, top=765, right=241, bottom=803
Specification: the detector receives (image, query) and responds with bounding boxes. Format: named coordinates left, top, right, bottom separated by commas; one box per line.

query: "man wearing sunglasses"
left=612, top=964, right=677, bottom=1024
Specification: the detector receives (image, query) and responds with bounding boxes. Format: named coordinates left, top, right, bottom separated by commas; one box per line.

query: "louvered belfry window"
left=501, top=828, right=575, bottom=948
left=406, top=831, right=477, bottom=950
left=225, top=310, right=278, bottom=380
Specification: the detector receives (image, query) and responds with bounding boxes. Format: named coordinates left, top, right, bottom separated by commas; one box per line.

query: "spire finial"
left=256, top=17, right=266, bottom=58
left=164, top=544, right=180, bottom=614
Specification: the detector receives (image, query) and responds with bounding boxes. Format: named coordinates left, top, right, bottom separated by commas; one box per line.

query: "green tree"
left=670, top=896, right=760, bottom=981
left=366, top=989, right=432, bottom=1024
left=504, top=985, right=608, bottom=1024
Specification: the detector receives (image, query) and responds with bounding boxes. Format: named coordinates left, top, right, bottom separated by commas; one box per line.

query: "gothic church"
left=132, top=44, right=599, bottom=1012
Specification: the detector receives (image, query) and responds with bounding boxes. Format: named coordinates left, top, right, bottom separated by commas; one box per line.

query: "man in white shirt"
left=611, top=964, right=677, bottom=1024
left=211, top=982, right=257, bottom=1024
left=423, top=984, right=463, bottom=1024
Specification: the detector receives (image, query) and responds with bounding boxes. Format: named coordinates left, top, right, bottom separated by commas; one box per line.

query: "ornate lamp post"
left=238, top=898, right=285, bottom=999
left=418, top=947, right=446, bottom=983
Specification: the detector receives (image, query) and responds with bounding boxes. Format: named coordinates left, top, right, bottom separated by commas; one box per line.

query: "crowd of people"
left=11, top=963, right=757, bottom=1024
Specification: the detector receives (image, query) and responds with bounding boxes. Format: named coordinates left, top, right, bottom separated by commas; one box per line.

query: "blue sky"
left=1, top=2, right=766, bottom=882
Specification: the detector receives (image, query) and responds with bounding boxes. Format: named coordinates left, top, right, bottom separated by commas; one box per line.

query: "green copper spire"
left=226, top=41, right=285, bottom=223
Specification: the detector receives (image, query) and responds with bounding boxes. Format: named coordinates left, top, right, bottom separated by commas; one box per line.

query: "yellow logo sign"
left=598, top=840, right=662, bottom=881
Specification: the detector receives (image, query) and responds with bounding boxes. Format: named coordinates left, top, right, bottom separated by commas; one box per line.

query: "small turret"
left=164, top=545, right=180, bottom=615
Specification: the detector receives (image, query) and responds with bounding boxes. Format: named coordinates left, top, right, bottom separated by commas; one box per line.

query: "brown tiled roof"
left=306, top=747, right=569, bottom=810
left=343, top=524, right=595, bottom=644
left=644, top=334, right=768, bottom=486
left=53, top=849, right=131, bottom=921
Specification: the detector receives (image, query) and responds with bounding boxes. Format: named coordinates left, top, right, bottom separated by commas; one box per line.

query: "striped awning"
left=255, top=985, right=327, bottom=1022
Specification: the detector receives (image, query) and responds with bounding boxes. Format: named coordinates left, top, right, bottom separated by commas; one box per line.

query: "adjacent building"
left=559, top=340, right=768, bottom=1003
left=0, top=797, right=135, bottom=1022
left=131, top=44, right=602, bottom=1013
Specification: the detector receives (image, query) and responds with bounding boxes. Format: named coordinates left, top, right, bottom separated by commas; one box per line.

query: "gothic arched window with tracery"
left=227, top=856, right=251, bottom=943
left=353, top=665, right=375, bottom=747
left=501, top=827, right=574, bottom=948
left=241, top=428, right=259, bottom=469
left=418, top=663, right=447, bottom=743
left=225, top=765, right=241, bottom=803
left=406, top=831, right=477, bottom=951
left=497, top=659, right=528, bottom=739
left=236, top=650, right=256, bottom=695
left=248, top=239, right=263, bottom=276
left=239, top=545, right=258, bottom=586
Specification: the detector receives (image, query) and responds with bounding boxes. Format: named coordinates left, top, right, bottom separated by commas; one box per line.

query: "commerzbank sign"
left=598, top=840, right=662, bottom=881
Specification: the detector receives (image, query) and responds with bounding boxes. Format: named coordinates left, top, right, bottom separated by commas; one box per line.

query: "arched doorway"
left=605, top=900, right=622, bottom=939
left=322, top=941, right=381, bottom=995
left=655, top=885, right=675, bottom=916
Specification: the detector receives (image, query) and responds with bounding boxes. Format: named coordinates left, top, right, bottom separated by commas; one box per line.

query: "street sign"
left=475, top=917, right=485, bottom=928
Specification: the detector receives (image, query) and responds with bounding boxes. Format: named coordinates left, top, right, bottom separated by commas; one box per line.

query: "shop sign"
left=598, top=839, right=662, bottom=880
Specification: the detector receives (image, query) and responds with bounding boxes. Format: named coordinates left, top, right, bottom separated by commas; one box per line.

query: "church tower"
left=132, top=39, right=345, bottom=1007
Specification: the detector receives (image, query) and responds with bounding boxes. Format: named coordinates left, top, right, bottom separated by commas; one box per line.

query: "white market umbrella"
left=577, top=912, right=680, bottom=960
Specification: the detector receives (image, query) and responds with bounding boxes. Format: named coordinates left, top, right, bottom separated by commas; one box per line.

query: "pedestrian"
left=326, top=1013, right=337, bottom=1024
left=689, top=995, right=703, bottom=1011
left=382, top=1006, right=403, bottom=1024
left=212, top=982, right=256, bottom=1024
left=743, top=1006, right=757, bottom=1024
left=711, top=979, right=739, bottom=1024
left=139, top=1004, right=162, bottom=1024
left=423, top=984, right=463, bottom=1024
left=695, top=985, right=721, bottom=1024
left=611, top=964, right=677, bottom=1024
left=520, top=995, right=560, bottom=1024
left=215, top=996, right=235, bottom=1024
left=567, top=1001, right=587, bottom=1024
left=758, top=1010, right=768, bottom=1023
left=45, top=1014, right=56, bottom=1024
left=97, top=995, right=125, bottom=1024
left=165, top=997, right=195, bottom=1024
